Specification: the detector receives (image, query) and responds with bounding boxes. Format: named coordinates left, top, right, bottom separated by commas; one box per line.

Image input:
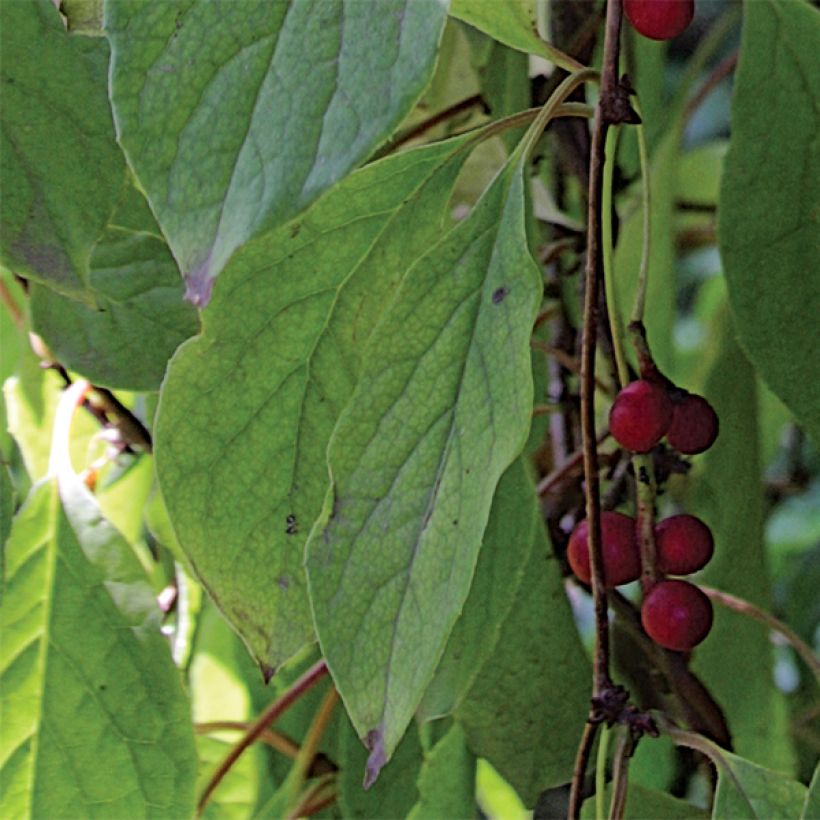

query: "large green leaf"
left=713, top=750, right=808, bottom=819
left=581, top=783, right=708, bottom=819
left=336, top=713, right=423, bottom=818
left=30, top=182, right=198, bottom=391
left=155, top=134, right=474, bottom=670
left=305, top=140, right=543, bottom=784
left=0, top=394, right=196, bottom=817
left=718, top=0, right=820, bottom=445
left=454, top=466, right=590, bottom=807
left=106, top=0, right=450, bottom=305
left=690, top=300, right=794, bottom=771
left=408, top=723, right=475, bottom=819
left=450, top=0, right=582, bottom=70
left=418, top=460, right=535, bottom=720
left=0, top=0, right=122, bottom=298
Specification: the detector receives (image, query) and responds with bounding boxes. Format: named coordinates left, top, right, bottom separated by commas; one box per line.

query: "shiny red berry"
left=624, top=0, right=695, bottom=41
left=667, top=393, right=719, bottom=454
left=641, top=579, right=713, bottom=651
left=568, top=511, right=641, bottom=588
left=655, top=515, right=714, bottom=575
left=609, top=380, right=673, bottom=453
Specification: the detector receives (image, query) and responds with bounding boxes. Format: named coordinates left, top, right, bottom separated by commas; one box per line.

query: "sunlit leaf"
left=419, top=461, right=536, bottom=720
left=306, top=137, right=543, bottom=784
left=0, top=394, right=196, bottom=817
left=155, top=134, right=474, bottom=670
left=106, top=0, right=450, bottom=305
left=450, top=0, right=582, bottom=71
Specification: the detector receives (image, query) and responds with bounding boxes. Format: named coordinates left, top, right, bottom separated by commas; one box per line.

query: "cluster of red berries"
left=624, top=0, right=694, bottom=41
left=568, top=379, right=719, bottom=652
left=609, top=379, right=718, bottom=456
left=568, top=512, right=713, bottom=651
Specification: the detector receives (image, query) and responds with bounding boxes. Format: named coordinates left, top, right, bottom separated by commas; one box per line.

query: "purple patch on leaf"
left=363, top=728, right=387, bottom=789
left=184, top=254, right=215, bottom=307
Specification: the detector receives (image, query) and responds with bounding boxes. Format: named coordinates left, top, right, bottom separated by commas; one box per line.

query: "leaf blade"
left=305, top=152, right=543, bottom=782
left=718, top=0, right=820, bottom=445
left=106, top=0, right=451, bottom=304
left=155, top=135, right=474, bottom=669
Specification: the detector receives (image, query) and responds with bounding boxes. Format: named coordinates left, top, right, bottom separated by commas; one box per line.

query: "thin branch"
left=536, top=429, right=611, bottom=497
left=87, top=385, right=153, bottom=453
left=531, top=339, right=614, bottom=395
left=684, top=51, right=738, bottom=123
left=571, top=1, right=642, bottom=808
left=700, top=585, right=820, bottom=680
left=580, top=0, right=632, bottom=702
left=45, top=361, right=153, bottom=454
left=569, top=721, right=598, bottom=818
left=197, top=659, right=329, bottom=815
left=380, top=94, right=486, bottom=155
left=195, top=721, right=300, bottom=759
left=0, top=277, right=24, bottom=329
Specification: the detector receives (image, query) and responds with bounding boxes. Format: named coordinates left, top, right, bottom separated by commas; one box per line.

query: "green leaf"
left=690, top=300, right=794, bottom=772
left=801, top=763, right=820, bottom=820
left=0, top=0, right=123, bottom=298
left=450, top=0, right=582, bottom=71
left=418, top=461, right=535, bottom=720
left=408, top=724, right=475, bottom=820
left=305, top=139, right=542, bottom=785
left=30, top=182, right=198, bottom=391
left=713, top=750, right=808, bottom=819
left=454, top=466, right=590, bottom=807
left=581, top=783, right=708, bottom=819
left=106, top=0, right=450, bottom=305
left=155, top=134, right=474, bottom=670
left=718, top=0, right=820, bottom=445
left=0, top=420, right=196, bottom=815
left=336, top=713, right=423, bottom=818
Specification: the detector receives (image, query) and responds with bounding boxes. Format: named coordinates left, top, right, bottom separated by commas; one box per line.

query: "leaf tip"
left=363, top=728, right=387, bottom=789
left=184, top=256, right=215, bottom=308
left=260, top=663, right=277, bottom=684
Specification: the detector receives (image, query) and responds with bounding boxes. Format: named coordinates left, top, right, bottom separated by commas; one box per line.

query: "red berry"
left=609, top=380, right=673, bottom=453
left=641, top=580, right=713, bottom=651
left=568, top=512, right=640, bottom=588
left=655, top=515, right=714, bottom=575
left=624, top=0, right=694, bottom=41
left=666, top=393, right=719, bottom=454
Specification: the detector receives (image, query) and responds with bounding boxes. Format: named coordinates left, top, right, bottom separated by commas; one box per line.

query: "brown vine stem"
left=536, top=429, right=610, bottom=497
left=684, top=51, right=739, bottom=124
left=197, top=659, right=329, bottom=815
left=568, top=0, right=637, bottom=814
left=0, top=277, right=24, bottom=328
left=699, top=585, right=820, bottom=681
left=195, top=721, right=300, bottom=759
left=379, top=93, right=486, bottom=155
